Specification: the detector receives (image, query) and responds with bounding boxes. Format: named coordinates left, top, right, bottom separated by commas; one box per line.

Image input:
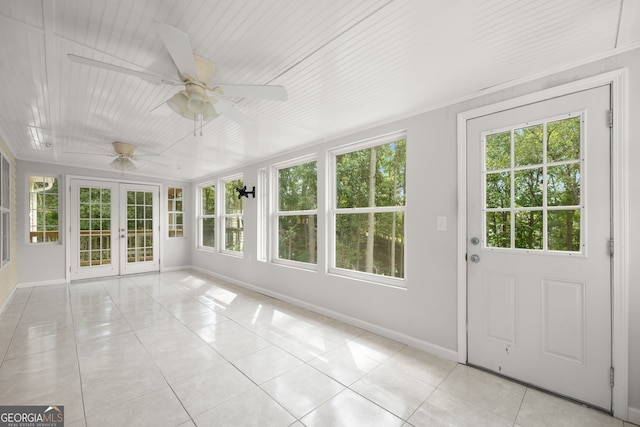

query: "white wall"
left=191, top=48, right=640, bottom=417
left=16, top=160, right=192, bottom=285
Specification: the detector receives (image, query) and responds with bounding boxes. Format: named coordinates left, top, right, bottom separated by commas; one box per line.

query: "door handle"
left=469, top=254, right=480, bottom=263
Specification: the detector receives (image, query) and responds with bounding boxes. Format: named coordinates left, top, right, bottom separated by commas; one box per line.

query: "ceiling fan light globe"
left=202, top=102, right=219, bottom=121
left=187, top=91, right=207, bottom=114
left=111, top=157, right=136, bottom=172
left=167, top=91, right=189, bottom=115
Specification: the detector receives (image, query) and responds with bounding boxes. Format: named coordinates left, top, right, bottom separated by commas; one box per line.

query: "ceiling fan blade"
left=214, top=84, right=288, bottom=101
left=214, top=101, right=252, bottom=127
left=63, top=151, right=113, bottom=157
left=67, top=54, right=180, bottom=85
left=154, top=23, right=198, bottom=81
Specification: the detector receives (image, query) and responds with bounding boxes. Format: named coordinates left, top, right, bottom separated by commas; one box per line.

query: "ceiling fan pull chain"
left=200, top=114, right=203, bottom=136
left=193, top=114, right=196, bottom=137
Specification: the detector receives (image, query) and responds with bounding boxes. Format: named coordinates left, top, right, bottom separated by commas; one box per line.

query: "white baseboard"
left=628, top=406, right=640, bottom=424
left=190, top=265, right=458, bottom=362
left=0, top=286, right=18, bottom=318
left=17, top=279, right=67, bottom=288
left=160, top=265, right=192, bottom=272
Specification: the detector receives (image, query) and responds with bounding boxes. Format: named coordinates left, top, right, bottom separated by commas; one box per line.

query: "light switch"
left=437, top=216, right=447, bottom=232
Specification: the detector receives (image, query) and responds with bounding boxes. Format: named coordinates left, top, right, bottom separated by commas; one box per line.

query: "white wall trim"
left=190, top=265, right=458, bottom=362
left=17, top=279, right=67, bottom=288
left=0, top=285, right=17, bottom=317
left=456, top=69, right=629, bottom=420
left=160, top=265, right=190, bottom=272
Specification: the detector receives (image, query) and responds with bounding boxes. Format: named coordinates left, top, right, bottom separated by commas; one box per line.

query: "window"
left=484, top=115, right=583, bottom=252
left=222, top=176, right=243, bottom=253
left=199, top=183, right=215, bottom=248
left=28, top=176, right=59, bottom=243
left=330, top=132, right=406, bottom=284
left=168, top=187, right=184, bottom=238
left=274, top=158, right=317, bottom=265
left=1, top=154, right=10, bottom=266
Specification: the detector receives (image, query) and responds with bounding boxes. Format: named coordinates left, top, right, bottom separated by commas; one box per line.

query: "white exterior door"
left=466, top=85, right=612, bottom=410
left=119, top=184, right=159, bottom=275
left=70, top=180, right=159, bottom=280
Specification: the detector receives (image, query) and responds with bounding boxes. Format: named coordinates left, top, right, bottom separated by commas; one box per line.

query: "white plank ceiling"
left=0, top=0, right=638, bottom=181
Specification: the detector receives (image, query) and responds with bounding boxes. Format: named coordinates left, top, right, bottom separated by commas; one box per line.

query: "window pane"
left=278, top=215, right=317, bottom=263
left=548, top=117, right=580, bottom=162
left=548, top=163, right=580, bottom=206
left=225, top=216, right=243, bottom=252
left=486, top=211, right=511, bottom=248
left=1, top=157, right=9, bottom=208
left=336, top=139, right=406, bottom=208
left=335, top=212, right=404, bottom=278
left=548, top=209, right=581, bottom=252
left=201, top=185, right=215, bottom=215
left=486, top=172, right=510, bottom=209
left=202, top=217, right=215, bottom=247
left=279, top=161, right=317, bottom=211
left=485, top=131, right=511, bottom=171
left=28, top=176, right=59, bottom=243
left=225, top=179, right=244, bottom=214
left=514, top=124, right=543, bottom=166
left=514, top=168, right=543, bottom=207
left=2, top=212, right=9, bottom=261
left=515, top=210, right=543, bottom=249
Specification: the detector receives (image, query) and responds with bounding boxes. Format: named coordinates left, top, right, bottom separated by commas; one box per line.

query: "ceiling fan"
left=110, top=141, right=143, bottom=171
left=67, top=23, right=288, bottom=126
left=66, top=142, right=156, bottom=172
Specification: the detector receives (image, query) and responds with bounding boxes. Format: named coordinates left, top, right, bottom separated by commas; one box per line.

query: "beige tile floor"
left=0, top=270, right=636, bottom=427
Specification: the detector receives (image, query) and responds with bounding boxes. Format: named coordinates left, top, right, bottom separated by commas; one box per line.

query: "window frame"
left=220, top=174, right=244, bottom=256
left=197, top=181, right=216, bottom=251
left=27, top=175, right=60, bottom=244
left=167, top=186, right=184, bottom=239
left=257, top=168, right=268, bottom=262
left=271, top=154, right=318, bottom=270
left=0, top=152, right=9, bottom=268
left=328, top=131, right=407, bottom=287
left=481, top=111, right=586, bottom=256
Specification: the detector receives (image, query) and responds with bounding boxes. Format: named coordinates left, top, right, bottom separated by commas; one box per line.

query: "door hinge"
left=609, top=238, right=614, bottom=257
left=608, top=110, right=613, bottom=128
left=610, top=367, right=615, bottom=387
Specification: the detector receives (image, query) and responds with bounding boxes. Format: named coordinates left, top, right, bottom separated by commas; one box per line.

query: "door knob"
left=470, top=237, right=480, bottom=245
left=469, top=254, right=480, bottom=263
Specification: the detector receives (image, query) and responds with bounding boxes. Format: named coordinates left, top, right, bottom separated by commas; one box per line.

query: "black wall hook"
left=236, top=185, right=255, bottom=199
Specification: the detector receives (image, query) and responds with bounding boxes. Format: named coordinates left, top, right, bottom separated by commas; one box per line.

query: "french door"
left=466, top=85, right=612, bottom=409
left=70, top=180, right=159, bottom=280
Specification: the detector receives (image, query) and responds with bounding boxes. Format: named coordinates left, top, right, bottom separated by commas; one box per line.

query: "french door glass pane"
left=126, top=190, right=154, bottom=263
left=79, top=187, right=111, bottom=267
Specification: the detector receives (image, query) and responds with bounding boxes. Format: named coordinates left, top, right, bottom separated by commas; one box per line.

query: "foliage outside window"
left=332, top=133, right=406, bottom=283
left=199, top=183, right=215, bottom=248
left=168, top=187, right=184, bottom=238
left=29, top=176, right=59, bottom=243
left=0, top=154, right=10, bottom=266
left=275, top=159, right=317, bottom=265
left=484, top=115, right=582, bottom=252
left=223, top=177, right=243, bottom=253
